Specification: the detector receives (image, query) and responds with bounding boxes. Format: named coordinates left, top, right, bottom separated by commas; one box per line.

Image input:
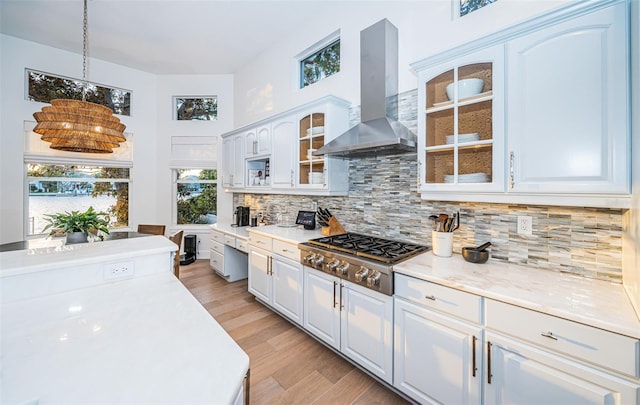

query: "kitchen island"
left=1, top=236, right=250, bottom=405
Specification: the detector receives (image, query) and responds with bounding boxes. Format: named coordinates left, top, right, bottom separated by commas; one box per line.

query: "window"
left=174, top=97, right=218, bottom=121
left=175, top=169, right=217, bottom=225
left=459, top=0, right=497, bottom=17
left=299, top=38, right=340, bottom=88
left=26, top=69, right=131, bottom=116
left=27, top=164, right=130, bottom=236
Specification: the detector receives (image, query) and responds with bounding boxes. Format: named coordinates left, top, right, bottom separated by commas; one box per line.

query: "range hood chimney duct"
left=314, top=19, right=416, bottom=158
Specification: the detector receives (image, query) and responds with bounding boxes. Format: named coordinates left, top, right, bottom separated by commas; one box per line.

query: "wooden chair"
left=168, top=230, right=184, bottom=278
left=137, top=224, right=166, bottom=236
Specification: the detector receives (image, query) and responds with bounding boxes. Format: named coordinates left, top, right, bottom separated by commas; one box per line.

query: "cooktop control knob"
left=366, top=270, right=381, bottom=287
left=326, top=259, right=340, bottom=273
left=313, top=255, right=325, bottom=268
left=304, top=253, right=316, bottom=265
left=337, top=262, right=349, bottom=276
left=355, top=266, right=371, bottom=282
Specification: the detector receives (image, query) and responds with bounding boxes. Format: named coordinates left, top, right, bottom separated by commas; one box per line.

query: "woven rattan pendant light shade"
left=32, top=0, right=126, bottom=154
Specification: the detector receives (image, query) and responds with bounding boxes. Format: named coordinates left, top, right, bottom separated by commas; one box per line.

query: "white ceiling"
left=0, top=0, right=347, bottom=75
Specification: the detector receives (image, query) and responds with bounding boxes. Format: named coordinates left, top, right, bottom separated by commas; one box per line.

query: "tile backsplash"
left=235, top=89, right=624, bottom=283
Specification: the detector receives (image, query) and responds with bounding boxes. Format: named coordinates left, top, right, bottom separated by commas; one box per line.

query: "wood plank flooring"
left=179, top=259, right=411, bottom=405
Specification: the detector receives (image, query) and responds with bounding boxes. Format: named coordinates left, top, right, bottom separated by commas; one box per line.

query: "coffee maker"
left=234, top=206, right=250, bottom=227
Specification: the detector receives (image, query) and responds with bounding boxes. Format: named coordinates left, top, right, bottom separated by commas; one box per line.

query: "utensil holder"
left=432, top=231, right=453, bottom=257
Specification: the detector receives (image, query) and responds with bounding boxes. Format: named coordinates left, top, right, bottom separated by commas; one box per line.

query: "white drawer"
left=486, top=299, right=640, bottom=378
left=395, top=274, right=483, bottom=324
left=211, top=230, right=224, bottom=244
left=236, top=239, right=248, bottom=253
left=209, top=249, right=224, bottom=274
left=249, top=233, right=272, bottom=250
left=211, top=240, right=224, bottom=255
left=223, top=235, right=236, bottom=248
left=272, top=239, right=299, bottom=261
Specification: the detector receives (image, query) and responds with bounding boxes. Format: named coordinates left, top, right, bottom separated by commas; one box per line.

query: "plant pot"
left=66, top=231, right=88, bottom=244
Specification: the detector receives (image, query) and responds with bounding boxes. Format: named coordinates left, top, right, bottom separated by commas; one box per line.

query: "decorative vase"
left=66, top=231, right=88, bottom=244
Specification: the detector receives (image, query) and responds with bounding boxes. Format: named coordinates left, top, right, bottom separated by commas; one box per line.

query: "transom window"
left=26, top=164, right=130, bottom=236
left=175, top=169, right=218, bottom=225
left=26, top=69, right=131, bottom=116
left=173, top=96, right=218, bottom=121
left=299, top=38, right=340, bottom=88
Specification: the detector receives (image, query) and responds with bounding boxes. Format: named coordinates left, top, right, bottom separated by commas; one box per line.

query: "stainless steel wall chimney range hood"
left=314, top=19, right=416, bottom=158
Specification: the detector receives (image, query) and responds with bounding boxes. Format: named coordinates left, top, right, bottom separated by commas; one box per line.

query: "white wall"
left=0, top=35, right=158, bottom=244
left=232, top=0, right=569, bottom=127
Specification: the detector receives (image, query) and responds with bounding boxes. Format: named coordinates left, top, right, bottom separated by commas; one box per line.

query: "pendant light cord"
left=82, top=0, right=88, bottom=101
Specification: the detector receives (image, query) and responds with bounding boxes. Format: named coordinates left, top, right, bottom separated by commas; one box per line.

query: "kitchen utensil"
left=432, top=231, right=453, bottom=257
left=462, top=242, right=491, bottom=264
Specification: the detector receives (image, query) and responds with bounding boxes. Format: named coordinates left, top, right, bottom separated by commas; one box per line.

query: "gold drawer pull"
left=425, top=295, right=436, bottom=301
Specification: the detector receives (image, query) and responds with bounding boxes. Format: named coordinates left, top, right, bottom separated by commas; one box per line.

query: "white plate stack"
left=444, top=173, right=489, bottom=183
left=308, top=172, right=323, bottom=184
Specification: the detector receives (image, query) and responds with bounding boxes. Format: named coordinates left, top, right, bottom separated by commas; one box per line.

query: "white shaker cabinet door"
left=506, top=2, right=628, bottom=195
left=341, top=281, right=393, bottom=384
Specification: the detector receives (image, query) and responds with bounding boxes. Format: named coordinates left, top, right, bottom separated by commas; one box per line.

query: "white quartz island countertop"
left=394, top=252, right=640, bottom=339
left=1, top=236, right=249, bottom=405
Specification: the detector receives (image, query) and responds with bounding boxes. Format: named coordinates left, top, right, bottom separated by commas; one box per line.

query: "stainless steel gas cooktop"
left=299, top=233, right=429, bottom=296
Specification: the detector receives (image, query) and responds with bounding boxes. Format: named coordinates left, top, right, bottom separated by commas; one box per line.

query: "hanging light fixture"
left=33, top=0, right=126, bottom=154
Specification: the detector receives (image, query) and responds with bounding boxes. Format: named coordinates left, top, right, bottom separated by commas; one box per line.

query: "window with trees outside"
left=175, top=169, right=217, bottom=225
left=27, top=164, right=130, bottom=236
left=27, top=69, right=131, bottom=116
left=174, top=97, right=218, bottom=121
left=300, top=39, right=340, bottom=88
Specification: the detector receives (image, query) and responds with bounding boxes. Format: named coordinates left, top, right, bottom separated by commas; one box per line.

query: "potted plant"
left=42, top=206, right=111, bottom=244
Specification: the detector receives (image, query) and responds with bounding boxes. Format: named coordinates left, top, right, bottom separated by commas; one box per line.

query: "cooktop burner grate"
left=307, top=233, right=428, bottom=264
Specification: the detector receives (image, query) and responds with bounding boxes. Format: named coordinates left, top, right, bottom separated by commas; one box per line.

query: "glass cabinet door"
left=298, top=112, right=326, bottom=187
left=424, top=62, right=494, bottom=186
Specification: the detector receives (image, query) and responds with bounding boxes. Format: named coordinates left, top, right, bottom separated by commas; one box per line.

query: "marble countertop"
left=1, top=271, right=249, bottom=404
left=246, top=224, right=323, bottom=244
left=394, top=252, right=640, bottom=339
left=1, top=236, right=249, bottom=404
left=0, top=235, right=176, bottom=278
left=210, top=223, right=250, bottom=240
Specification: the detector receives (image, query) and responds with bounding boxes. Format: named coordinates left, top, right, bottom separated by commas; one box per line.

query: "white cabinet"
left=417, top=45, right=504, bottom=194
left=484, top=299, right=640, bottom=405
left=210, top=229, right=248, bottom=282
left=484, top=332, right=639, bottom=405
left=221, top=134, right=245, bottom=189
left=248, top=235, right=303, bottom=325
left=394, top=274, right=483, bottom=404
left=270, top=117, right=296, bottom=189
left=506, top=2, right=628, bottom=196
left=411, top=0, right=631, bottom=208
left=303, top=267, right=393, bottom=384
left=245, top=124, right=271, bottom=157
left=219, top=95, right=350, bottom=196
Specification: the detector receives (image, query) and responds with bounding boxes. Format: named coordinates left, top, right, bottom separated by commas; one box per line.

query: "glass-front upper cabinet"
left=416, top=45, right=504, bottom=194
left=298, top=112, right=326, bottom=187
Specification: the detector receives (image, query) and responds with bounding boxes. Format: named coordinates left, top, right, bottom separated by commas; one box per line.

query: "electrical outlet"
left=517, top=216, right=533, bottom=235
left=103, top=261, right=135, bottom=280
left=311, top=201, right=318, bottom=211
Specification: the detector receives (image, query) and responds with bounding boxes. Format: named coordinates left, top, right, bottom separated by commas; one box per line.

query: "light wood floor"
left=179, top=259, right=411, bottom=405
